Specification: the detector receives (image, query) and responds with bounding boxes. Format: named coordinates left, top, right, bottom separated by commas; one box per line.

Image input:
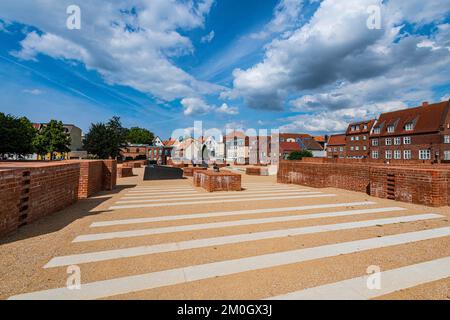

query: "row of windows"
left=349, top=135, right=367, bottom=141
left=350, top=124, right=369, bottom=131
left=328, top=147, right=345, bottom=152
left=372, top=136, right=412, bottom=146
left=373, top=122, right=414, bottom=134
left=371, top=150, right=450, bottom=160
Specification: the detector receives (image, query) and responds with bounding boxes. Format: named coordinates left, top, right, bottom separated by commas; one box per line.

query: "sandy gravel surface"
left=1, top=167, right=449, bottom=300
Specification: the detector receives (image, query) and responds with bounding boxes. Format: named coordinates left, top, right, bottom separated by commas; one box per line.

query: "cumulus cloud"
left=281, top=100, right=408, bottom=133
left=217, top=103, right=239, bottom=115
left=181, top=97, right=213, bottom=116
left=227, top=0, right=450, bottom=114
left=1, top=0, right=220, bottom=101
left=201, top=30, right=215, bottom=43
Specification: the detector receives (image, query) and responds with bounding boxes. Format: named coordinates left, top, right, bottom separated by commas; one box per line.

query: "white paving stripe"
left=268, top=256, right=450, bottom=300
left=18, top=226, right=450, bottom=300
left=126, top=186, right=304, bottom=195
left=117, top=192, right=322, bottom=204
left=73, top=214, right=441, bottom=244
left=109, top=194, right=337, bottom=210
left=48, top=209, right=416, bottom=268
left=89, top=207, right=407, bottom=236
left=91, top=201, right=377, bottom=227
left=123, top=189, right=311, bottom=199
left=125, top=191, right=200, bottom=196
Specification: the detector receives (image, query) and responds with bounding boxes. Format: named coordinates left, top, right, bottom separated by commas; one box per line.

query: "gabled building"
left=369, top=100, right=450, bottom=163
left=224, top=131, right=249, bottom=164
left=345, top=119, right=376, bottom=159
left=327, top=134, right=346, bottom=159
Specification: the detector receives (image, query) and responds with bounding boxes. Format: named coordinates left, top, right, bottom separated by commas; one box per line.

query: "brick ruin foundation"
left=0, top=160, right=117, bottom=237
left=193, top=170, right=242, bottom=192
left=278, top=159, right=450, bottom=207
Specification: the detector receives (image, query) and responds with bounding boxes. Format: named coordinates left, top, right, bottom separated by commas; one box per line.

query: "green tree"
left=287, top=150, right=314, bottom=160
left=127, top=127, right=154, bottom=145
left=33, top=120, right=72, bottom=160
left=83, top=117, right=128, bottom=159
left=0, top=112, right=36, bottom=158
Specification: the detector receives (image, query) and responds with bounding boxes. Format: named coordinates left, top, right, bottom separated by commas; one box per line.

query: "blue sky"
left=0, top=0, right=449, bottom=138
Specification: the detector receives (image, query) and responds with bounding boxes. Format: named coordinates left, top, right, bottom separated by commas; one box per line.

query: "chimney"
left=422, top=101, right=429, bottom=107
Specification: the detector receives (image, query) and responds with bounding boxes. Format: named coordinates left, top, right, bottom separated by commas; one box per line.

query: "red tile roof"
left=327, top=134, right=346, bottom=146
left=373, top=100, right=450, bottom=137
left=279, top=142, right=301, bottom=152
left=346, top=119, right=376, bottom=135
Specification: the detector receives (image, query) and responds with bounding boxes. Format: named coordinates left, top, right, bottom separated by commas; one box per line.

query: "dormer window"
left=387, top=125, right=395, bottom=133
left=356, top=125, right=360, bottom=130
left=351, top=126, right=355, bottom=131
left=373, top=127, right=381, bottom=134
left=405, top=122, right=414, bottom=131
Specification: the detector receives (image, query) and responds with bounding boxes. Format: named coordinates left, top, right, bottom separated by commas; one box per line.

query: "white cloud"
left=250, top=0, right=304, bottom=40
left=22, top=88, right=44, bottom=95
left=281, top=101, right=407, bottom=133
left=227, top=0, right=450, bottom=114
left=201, top=30, right=215, bottom=43
left=1, top=0, right=220, bottom=102
left=217, top=103, right=239, bottom=115
left=181, top=97, right=213, bottom=116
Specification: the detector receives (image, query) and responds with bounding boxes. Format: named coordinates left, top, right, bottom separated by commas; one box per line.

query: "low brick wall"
left=118, top=166, right=134, bottom=178
left=278, top=161, right=370, bottom=193
left=123, top=161, right=145, bottom=168
left=0, top=162, right=79, bottom=237
left=193, top=171, right=242, bottom=192
left=278, top=160, right=450, bottom=207
left=183, top=167, right=207, bottom=177
left=0, top=160, right=117, bottom=237
left=370, top=166, right=448, bottom=207
left=246, top=167, right=269, bottom=176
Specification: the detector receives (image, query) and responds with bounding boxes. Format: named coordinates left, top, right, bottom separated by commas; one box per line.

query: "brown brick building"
left=369, top=100, right=450, bottom=163
left=327, top=134, right=346, bottom=158
left=346, top=119, right=376, bottom=159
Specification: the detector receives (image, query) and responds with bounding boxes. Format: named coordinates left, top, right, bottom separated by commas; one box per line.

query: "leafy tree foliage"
left=287, top=150, right=314, bottom=160
left=127, top=127, right=154, bottom=145
left=0, top=112, right=36, bottom=158
left=33, top=120, right=72, bottom=160
left=83, top=117, right=128, bottom=159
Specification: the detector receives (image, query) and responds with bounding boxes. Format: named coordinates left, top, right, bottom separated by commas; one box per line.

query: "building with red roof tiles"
left=345, top=119, right=376, bottom=159
left=279, top=142, right=302, bottom=159
left=369, top=100, right=450, bottom=162
left=327, top=134, right=347, bottom=159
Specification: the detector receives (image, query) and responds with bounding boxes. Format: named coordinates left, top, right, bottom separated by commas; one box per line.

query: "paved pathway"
left=2, top=169, right=450, bottom=300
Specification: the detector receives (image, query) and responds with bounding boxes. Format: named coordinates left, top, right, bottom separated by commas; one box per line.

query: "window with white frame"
left=404, top=136, right=411, bottom=145
left=394, top=150, right=401, bottom=160
left=372, top=139, right=379, bottom=146
left=387, top=125, right=395, bottom=133
left=394, top=137, right=401, bottom=145
left=385, top=138, right=392, bottom=146
left=405, top=122, right=414, bottom=131
left=351, top=137, right=354, bottom=141
left=419, top=149, right=431, bottom=160
left=404, top=150, right=412, bottom=160
left=445, top=135, right=450, bottom=144
left=385, top=150, right=392, bottom=159
left=363, top=135, right=367, bottom=141
left=363, top=146, right=367, bottom=151
left=350, top=146, right=354, bottom=151
left=334, top=147, right=337, bottom=152
left=340, top=147, right=344, bottom=152
left=372, top=150, right=379, bottom=159
left=351, top=126, right=355, bottom=131
left=445, top=151, right=450, bottom=161
left=356, top=146, right=360, bottom=151
left=373, top=127, right=381, bottom=134
left=356, top=125, right=360, bottom=130
left=364, top=125, right=368, bottom=130
left=356, top=136, right=360, bottom=141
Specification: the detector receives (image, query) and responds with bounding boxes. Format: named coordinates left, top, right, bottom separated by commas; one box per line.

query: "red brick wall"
left=102, top=160, right=117, bottom=190
left=0, top=160, right=117, bottom=237
left=278, top=161, right=370, bottom=193
left=0, top=163, right=80, bottom=237
left=193, top=171, right=241, bottom=192
left=118, top=166, right=134, bottom=178
left=183, top=167, right=207, bottom=177
left=278, top=160, right=450, bottom=207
